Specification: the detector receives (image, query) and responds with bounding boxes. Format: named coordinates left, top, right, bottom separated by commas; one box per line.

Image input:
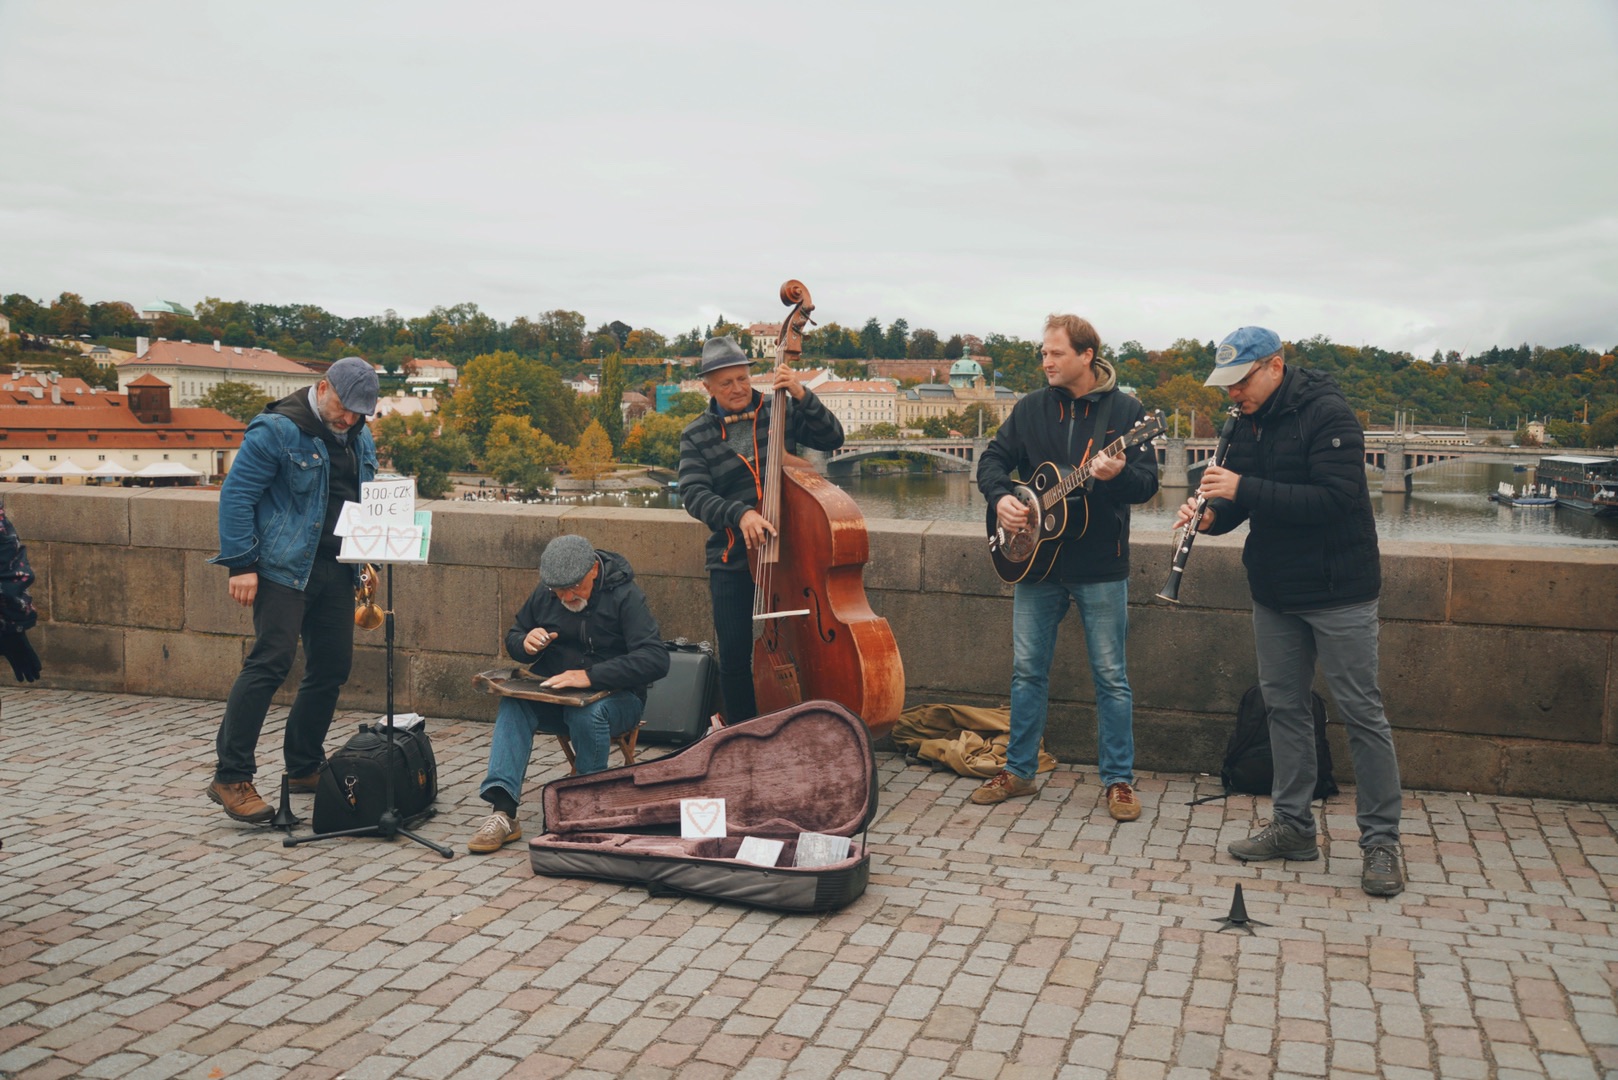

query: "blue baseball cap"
left=1205, top=327, right=1283, bottom=387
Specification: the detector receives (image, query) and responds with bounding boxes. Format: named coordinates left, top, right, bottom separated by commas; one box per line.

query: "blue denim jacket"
left=210, top=412, right=379, bottom=591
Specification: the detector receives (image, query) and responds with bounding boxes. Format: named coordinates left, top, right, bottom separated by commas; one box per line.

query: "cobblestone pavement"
left=1, top=688, right=1615, bottom=1080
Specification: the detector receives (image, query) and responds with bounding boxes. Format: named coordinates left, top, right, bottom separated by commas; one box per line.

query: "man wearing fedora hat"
left=677, top=336, right=844, bottom=723
left=207, top=356, right=381, bottom=824
left=1175, top=326, right=1405, bottom=897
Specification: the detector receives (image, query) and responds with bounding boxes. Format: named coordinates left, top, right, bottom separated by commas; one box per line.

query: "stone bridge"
left=1159, top=439, right=1543, bottom=492
left=814, top=438, right=986, bottom=477
left=4, top=481, right=1614, bottom=803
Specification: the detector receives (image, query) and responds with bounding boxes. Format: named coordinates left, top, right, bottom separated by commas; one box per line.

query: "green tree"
left=197, top=380, right=273, bottom=423
left=438, top=349, right=584, bottom=457
left=865, top=422, right=901, bottom=438
left=1587, top=408, right=1618, bottom=449
left=371, top=413, right=470, bottom=498
left=483, top=414, right=563, bottom=494
left=883, top=319, right=910, bottom=359
left=1544, top=419, right=1587, bottom=448
left=49, top=292, right=91, bottom=337
left=907, top=328, right=941, bottom=360
left=621, top=412, right=688, bottom=468
left=595, top=352, right=627, bottom=451
left=1139, top=375, right=1230, bottom=436
left=568, top=420, right=615, bottom=490
left=662, top=391, right=708, bottom=417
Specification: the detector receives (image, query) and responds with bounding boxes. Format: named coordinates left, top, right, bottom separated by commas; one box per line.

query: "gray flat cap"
left=700, top=336, right=751, bottom=376
left=539, top=534, right=597, bottom=589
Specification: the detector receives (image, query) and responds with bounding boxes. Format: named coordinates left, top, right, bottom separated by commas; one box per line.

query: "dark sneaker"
left=207, top=780, right=274, bottom=823
left=1228, top=819, right=1319, bottom=861
left=1361, top=844, right=1405, bottom=896
left=286, top=773, right=320, bottom=795
left=970, top=770, right=1037, bottom=805
left=468, top=811, right=522, bottom=854
left=1105, top=782, right=1142, bottom=822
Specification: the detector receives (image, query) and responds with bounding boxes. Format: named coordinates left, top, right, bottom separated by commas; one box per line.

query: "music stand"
left=284, top=561, right=453, bottom=858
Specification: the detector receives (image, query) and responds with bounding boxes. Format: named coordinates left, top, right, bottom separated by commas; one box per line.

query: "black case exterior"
left=312, top=724, right=438, bottom=834
left=530, top=700, right=877, bottom=913
left=639, top=643, right=718, bottom=746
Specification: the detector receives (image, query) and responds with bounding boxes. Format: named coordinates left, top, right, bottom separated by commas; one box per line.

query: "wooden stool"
left=556, top=726, right=640, bottom=776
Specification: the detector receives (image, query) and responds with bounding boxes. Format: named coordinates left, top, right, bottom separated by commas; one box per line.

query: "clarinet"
left=1157, top=406, right=1241, bottom=604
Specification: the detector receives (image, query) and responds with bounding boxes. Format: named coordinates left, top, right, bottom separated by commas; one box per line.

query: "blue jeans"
left=479, top=692, right=645, bottom=806
left=1251, top=599, right=1402, bottom=848
left=1006, top=577, right=1134, bottom=785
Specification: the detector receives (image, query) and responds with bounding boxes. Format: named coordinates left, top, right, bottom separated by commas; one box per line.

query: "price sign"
left=361, top=478, right=416, bottom=526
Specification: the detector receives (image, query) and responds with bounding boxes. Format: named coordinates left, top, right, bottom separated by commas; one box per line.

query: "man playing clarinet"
left=1174, top=326, right=1405, bottom=897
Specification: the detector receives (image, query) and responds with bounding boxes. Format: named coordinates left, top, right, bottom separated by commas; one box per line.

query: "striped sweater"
left=678, top=388, right=845, bottom=572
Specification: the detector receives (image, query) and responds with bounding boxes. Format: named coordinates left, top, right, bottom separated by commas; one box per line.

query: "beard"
left=560, top=597, right=587, bottom=613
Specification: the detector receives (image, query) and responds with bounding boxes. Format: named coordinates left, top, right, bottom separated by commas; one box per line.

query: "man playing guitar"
left=973, top=315, right=1160, bottom=818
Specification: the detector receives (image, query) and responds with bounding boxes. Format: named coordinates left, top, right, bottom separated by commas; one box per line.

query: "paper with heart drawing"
left=734, top=836, right=783, bottom=867
left=680, top=798, right=727, bottom=840
left=339, top=511, right=432, bottom=564
left=334, top=501, right=363, bottom=537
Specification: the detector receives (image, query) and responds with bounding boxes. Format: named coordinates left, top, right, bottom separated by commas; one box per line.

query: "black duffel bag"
left=313, top=722, right=438, bottom=834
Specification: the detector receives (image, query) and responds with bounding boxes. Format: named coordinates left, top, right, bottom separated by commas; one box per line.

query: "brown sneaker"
left=286, top=773, right=320, bottom=795
left=970, top=770, right=1037, bottom=805
left=1105, top=781, right=1142, bottom=822
left=468, top=811, right=522, bottom=854
left=207, top=780, right=274, bottom=823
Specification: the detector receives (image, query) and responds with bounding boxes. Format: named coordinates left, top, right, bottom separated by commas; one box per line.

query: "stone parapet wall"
left=5, top=482, right=1615, bottom=801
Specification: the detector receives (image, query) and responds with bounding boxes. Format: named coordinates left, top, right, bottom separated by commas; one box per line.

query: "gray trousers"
left=1252, top=598, right=1402, bottom=848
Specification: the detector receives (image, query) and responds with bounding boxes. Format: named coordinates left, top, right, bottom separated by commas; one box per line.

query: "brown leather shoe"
left=970, top=770, right=1038, bottom=805
left=286, top=773, right=320, bottom=795
left=1105, top=781, right=1142, bottom=822
left=207, top=780, right=274, bottom=823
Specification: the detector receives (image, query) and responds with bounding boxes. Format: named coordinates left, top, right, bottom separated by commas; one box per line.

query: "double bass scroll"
left=749, top=279, right=906, bottom=734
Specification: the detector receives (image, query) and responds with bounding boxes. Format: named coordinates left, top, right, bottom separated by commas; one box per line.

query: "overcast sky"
left=2, top=1, right=1615, bottom=356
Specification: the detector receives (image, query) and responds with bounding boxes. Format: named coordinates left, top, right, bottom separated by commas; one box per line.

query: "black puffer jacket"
left=977, top=376, right=1159, bottom=584
left=1204, top=366, right=1381, bottom=612
left=504, top=549, right=670, bottom=700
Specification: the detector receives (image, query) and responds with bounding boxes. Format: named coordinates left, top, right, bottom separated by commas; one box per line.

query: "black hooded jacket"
left=977, top=378, right=1159, bottom=584
left=267, top=388, right=367, bottom=562
left=1204, top=366, right=1381, bottom=612
left=504, top=549, right=670, bottom=700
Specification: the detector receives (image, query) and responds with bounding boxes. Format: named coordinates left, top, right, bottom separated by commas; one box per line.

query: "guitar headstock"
left=1125, top=410, right=1168, bottom=449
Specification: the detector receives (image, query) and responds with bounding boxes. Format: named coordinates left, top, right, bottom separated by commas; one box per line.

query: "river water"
left=551, top=459, right=1617, bottom=547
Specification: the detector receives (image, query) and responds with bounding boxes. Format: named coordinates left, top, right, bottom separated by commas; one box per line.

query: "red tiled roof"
left=119, top=341, right=318, bottom=377
left=127, top=374, right=171, bottom=388
left=0, top=403, right=247, bottom=450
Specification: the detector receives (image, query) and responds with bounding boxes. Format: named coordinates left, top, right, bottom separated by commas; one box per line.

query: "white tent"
left=1, top=461, right=45, bottom=478
left=47, top=461, right=92, bottom=477
left=90, top=461, right=135, bottom=478
left=136, top=462, right=202, bottom=478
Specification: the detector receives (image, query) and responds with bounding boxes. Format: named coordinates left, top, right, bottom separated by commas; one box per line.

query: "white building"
left=117, top=338, right=321, bottom=407
left=815, top=380, right=900, bottom=433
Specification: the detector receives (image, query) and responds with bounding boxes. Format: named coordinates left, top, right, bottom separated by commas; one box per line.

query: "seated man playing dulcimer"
left=468, top=534, right=669, bottom=853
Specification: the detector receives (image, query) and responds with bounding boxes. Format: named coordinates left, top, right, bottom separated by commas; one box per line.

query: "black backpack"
left=1217, top=685, right=1339, bottom=800
left=313, top=723, right=438, bottom=834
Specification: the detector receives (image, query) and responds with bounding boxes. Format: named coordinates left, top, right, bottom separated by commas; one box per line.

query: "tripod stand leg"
left=397, top=827, right=455, bottom=859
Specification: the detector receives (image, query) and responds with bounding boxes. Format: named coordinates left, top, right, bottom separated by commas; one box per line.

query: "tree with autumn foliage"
left=483, top=414, right=564, bottom=495
left=567, top=421, right=616, bottom=490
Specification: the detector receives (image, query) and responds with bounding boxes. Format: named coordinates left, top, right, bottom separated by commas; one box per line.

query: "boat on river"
left=1490, top=482, right=1556, bottom=507
left=1535, top=455, right=1618, bottom=516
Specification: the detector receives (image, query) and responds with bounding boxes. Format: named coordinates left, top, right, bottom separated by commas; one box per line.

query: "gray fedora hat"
left=699, top=336, right=751, bottom=376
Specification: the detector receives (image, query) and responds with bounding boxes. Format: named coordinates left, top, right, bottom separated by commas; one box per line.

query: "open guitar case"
left=529, top=699, right=878, bottom=913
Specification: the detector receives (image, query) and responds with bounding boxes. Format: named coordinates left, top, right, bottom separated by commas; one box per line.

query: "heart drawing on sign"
left=683, top=800, right=723, bottom=837
left=352, top=525, right=385, bottom=558
left=385, top=528, right=419, bottom=559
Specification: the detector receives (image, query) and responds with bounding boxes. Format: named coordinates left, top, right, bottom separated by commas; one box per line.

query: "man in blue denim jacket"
left=207, top=357, right=380, bottom=822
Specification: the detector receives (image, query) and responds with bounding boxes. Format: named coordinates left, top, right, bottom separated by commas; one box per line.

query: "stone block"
left=34, top=623, right=125, bottom=692
left=1390, top=729, right=1505, bottom=795
left=1381, top=622, right=1606, bottom=742
left=1128, top=605, right=1256, bottom=716
left=183, top=552, right=255, bottom=636
left=22, top=539, right=49, bottom=624
left=130, top=488, right=224, bottom=551
left=882, top=590, right=1009, bottom=695
left=124, top=629, right=241, bottom=700
left=1130, top=709, right=1232, bottom=778
left=1503, top=741, right=1618, bottom=802
left=920, top=521, right=1007, bottom=598
left=1378, top=541, right=1450, bottom=622
left=412, top=650, right=498, bottom=723
left=555, top=507, right=708, bottom=580
left=52, top=544, right=185, bottom=630
left=0, top=483, right=131, bottom=544
left=389, top=564, right=502, bottom=653
left=426, top=500, right=567, bottom=571
left=1450, top=545, right=1618, bottom=631
left=865, top=519, right=927, bottom=593
left=636, top=574, right=714, bottom=644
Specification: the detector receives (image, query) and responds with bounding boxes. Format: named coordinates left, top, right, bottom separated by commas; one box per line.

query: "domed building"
left=947, top=357, right=985, bottom=389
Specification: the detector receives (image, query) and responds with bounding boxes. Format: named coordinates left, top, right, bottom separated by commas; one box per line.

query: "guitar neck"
left=1043, top=431, right=1131, bottom=508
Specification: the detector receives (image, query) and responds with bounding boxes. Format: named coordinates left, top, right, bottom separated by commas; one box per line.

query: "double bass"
left=750, top=280, right=906, bottom=735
